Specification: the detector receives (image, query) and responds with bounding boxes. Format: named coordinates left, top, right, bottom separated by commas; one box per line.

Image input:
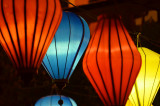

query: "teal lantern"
left=42, top=11, right=90, bottom=90
left=35, top=95, right=77, bottom=106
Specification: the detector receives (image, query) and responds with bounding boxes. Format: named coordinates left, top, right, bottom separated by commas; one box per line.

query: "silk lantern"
left=128, top=47, right=160, bottom=106
left=42, top=11, right=90, bottom=89
left=35, top=95, right=77, bottom=106
left=0, top=0, right=62, bottom=76
left=83, top=15, right=142, bottom=105
left=126, top=99, right=133, bottom=106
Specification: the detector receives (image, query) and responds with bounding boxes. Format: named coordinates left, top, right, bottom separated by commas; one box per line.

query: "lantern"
left=126, top=99, right=133, bottom=106
left=0, top=0, right=62, bottom=75
left=42, top=11, right=90, bottom=89
left=128, top=47, right=160, bottom=106
left=35, top=95, right=77, bottom=106
left=83, top=15, right=142, bottom=105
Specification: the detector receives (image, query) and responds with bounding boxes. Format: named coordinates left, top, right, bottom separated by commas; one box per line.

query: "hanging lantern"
left=35, top=95, right=77, bottom=106
left=82, top=15, right=142, bottom=105
left=0, top=0, right=62, bottom=78
left=128, top=47, right=160, bottom=106
left=42, top=11, right=90, bottom=90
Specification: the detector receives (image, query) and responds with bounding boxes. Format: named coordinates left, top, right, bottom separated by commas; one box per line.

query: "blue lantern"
left=42, top=11, right=90, bottom=88
left=35, top=95, right=77, bottom=106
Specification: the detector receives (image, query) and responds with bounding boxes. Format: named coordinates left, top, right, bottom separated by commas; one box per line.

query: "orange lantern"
left=0, top=0, right=62, bottom=75
left=83, top=15, right=142, bottom=105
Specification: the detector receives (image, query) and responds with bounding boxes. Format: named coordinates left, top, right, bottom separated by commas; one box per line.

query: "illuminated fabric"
left=42, top=11, right=90, bottom=81
left=128, top=47, right=160, bottom=106
left=83, top=15, right=142, bottom=105
left=35, top=95, right=77, bottom=106
left=126, top=99, right=133, bottom=106
left=0, top=0, right=62, bottom=71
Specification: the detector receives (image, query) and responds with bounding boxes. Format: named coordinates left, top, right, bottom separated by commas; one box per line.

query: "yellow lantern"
left=126, top=100, right=154, bottom=106
left=127, top=47, right=160, bottom=106
left=126, top=100, right=133, bottom=106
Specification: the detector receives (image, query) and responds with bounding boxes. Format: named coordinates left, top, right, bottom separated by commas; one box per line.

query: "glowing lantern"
left=83, top=15, right=142, bottom=105
left=126, top=99, right=133, bottom=106
left=35, top=95, right=77, bottom=106
left=42, top=11, right=90, bottom=89
left=0, top=0, right=62, bottom=75
left=128, top=47, right=160, bottom=106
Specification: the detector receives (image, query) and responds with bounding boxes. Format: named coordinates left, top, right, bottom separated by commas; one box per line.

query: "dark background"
left=0, top=0, right=160, bottom=105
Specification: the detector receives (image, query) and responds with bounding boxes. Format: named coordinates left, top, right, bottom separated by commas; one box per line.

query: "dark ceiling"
left=0, top=0, right=160, bottom=106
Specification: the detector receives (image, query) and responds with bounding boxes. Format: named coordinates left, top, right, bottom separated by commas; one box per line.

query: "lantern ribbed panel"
left=35, top=95, right=77, bottom=106
left=42, top=11, right=90, bottom=80
left=128, top=47, right=160, bottom=106
left=0, top=0, right=62, bottom=70
left=83, top=15, right=142, bottom=105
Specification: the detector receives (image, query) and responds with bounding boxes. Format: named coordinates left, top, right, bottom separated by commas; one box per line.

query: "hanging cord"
left=50, top=80, right=64, bottom=106
left=134, top=33, right=142, bottom=106
left=140, top=35, right=160, bottom=48
left=129, top=31, right=160, bottom=48
left=137, top=33, right=146, bottom=106
left=137, top=32, right=141, bottom=47
left=58, top=95, right=63, bottom=106
left=62, top=0, right=97, bottom=21
left=136, top=33, right=147, bottom=106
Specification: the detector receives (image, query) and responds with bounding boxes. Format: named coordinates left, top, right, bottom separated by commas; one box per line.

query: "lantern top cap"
left=97, top=14, right=122, bottom=21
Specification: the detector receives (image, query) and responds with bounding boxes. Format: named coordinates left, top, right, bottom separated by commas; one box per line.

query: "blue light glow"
left=35, top=95, right=77, bottom=106
left=42, top=11, right=90, bottom=80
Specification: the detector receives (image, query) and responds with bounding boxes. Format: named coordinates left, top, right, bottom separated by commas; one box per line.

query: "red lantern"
left=0, top=0, right=62, bottom=73
left=83, top=15, right=141, bottom=105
